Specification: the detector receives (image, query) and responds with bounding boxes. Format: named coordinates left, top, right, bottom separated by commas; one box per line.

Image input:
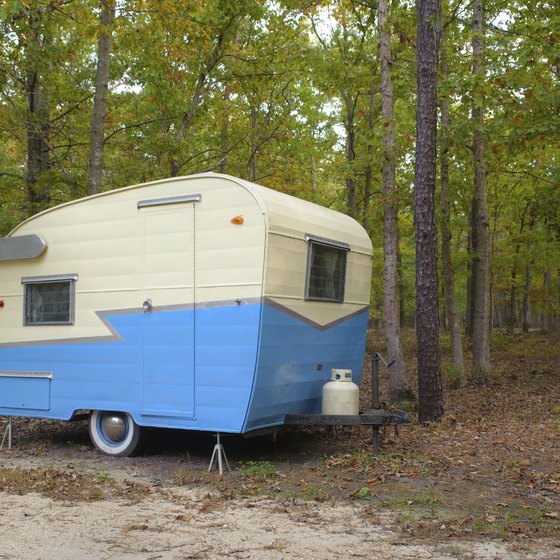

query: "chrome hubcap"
left=101, top=413, right=127, bottom=443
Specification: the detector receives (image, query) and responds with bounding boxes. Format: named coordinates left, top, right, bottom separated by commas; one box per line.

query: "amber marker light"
left=231, top=215, right=244, bottom=225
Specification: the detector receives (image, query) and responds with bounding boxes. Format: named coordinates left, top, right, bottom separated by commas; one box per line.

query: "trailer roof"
left=10, top=173, right=372, bottom=255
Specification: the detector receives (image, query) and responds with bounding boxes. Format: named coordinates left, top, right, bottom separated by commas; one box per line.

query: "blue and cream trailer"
left=0, top=173, right=372, bottom=456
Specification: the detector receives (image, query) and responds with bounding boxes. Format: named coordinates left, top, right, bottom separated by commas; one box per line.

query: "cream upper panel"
left=1, top=176, right=266, bottom=345
left=246, top=181, right=373, bottom=256
left=263, top=232, right=372, bottom=326
left=1, top=173, right=371, bottom=341
left=236, top=178, right=373, bottom=326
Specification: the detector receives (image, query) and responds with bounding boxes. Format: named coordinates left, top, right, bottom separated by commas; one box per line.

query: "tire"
left=89, top=410, right=142, bottom=457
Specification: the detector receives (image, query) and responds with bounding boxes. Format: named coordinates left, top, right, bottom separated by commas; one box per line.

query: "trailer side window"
left=22, top=274, right=77, bottom=325
left=305, top=237, right=348, bottom=303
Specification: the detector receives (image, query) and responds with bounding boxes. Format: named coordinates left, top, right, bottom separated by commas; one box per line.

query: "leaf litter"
left=0, top=329, right=558, bottom=558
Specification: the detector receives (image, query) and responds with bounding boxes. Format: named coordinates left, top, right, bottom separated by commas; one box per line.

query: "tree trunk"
left=364, top=71, right=380, bottom=231
left=466, top=233, right=474, bottom=338
left=471, top=0, right=491, bottom=384
left=414, top=0, right=444, bottom=423
left=379, top=0, right=408, bottom=403
left=522, top=214, right=534, bottom=333
left=508, top=204, right=528, bottom=332
left=87, top=0, right=116, bottom=196
left=342, top=92, right=357, bottom=218
left=508, top=252, right=519, bottom=333
left=363, top=86, right=376, bottom=231
left=543, top=267, right=552, bottom=332
left=398, top=242, right=406, bottom=327
left=219, top=88, right=230, bottom=174
left=169, top=21, right=235, bottom=177
left=543, top=223, right=553, bottom=332
left=363, top=160, right=372, bottom=230
left=26, top=14, right=51, bottom=217
left=522, top=259, right=531, bottom=333
left=26, top=71, right=51, bottom=216
left=248, top=104, right=258, bottom=181
left=439, top=22, right=465, bottom=385
left=311, top=153, right=318, bottom=192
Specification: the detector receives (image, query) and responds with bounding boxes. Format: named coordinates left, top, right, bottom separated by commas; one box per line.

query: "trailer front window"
left=305, top=237, right=348, bottom=303
left=22, top=274, right=77, bottom=325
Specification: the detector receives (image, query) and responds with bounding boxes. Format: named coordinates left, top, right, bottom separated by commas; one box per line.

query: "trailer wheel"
left=89, top=411, right=142, bottom=457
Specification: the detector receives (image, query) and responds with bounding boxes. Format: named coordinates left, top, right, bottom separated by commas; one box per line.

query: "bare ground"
left=0, top=330, right=558, bottom=559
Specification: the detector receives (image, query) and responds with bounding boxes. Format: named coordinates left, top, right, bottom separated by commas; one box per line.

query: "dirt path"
left=0, top=444, right=557, bottom=560
left=1, top=331, right=558, bottom=559
left=1, top=488, right=555, bottom=560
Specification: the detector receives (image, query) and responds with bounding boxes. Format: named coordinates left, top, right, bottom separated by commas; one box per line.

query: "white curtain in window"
left=324, top=249, right=338, bottom=299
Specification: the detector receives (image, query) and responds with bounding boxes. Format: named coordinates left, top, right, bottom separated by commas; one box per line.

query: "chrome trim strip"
left=137, top=194, right=202, bottom=208
left=0, top=371, right=53, bottom=379
left=304, top=234, right=350, bottom=251
left=0, top=298, right=263, bottom=348
left=0, top=234, right=47, bottom=261
left=0, top=297, right=364, bottom=346
left=22, top=273, right=79, bottom=284
left=263, top=298, right=369, bottom=331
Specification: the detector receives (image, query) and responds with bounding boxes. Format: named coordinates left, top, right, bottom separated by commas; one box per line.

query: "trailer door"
left=139, top=197, right=198, bottom=419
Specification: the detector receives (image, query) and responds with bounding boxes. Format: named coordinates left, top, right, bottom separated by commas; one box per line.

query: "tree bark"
left=471, top=0, right=491, bottom=384
left=414, top=0, right=444, bottom=423
left=522, top=259, right=531, bottom=333
left=543, top=267, right=552, bottom=332
left=26, top=69, right=51, bottom=215
left=398, top=241, right=406, bottom=327
left=169, top=19, right=236, bottom=177
left=219, top=88, right=231, bottom=174
left=342, top=91, right=357, bottom=218
left=363, top=86, right=376, bottom=231
left=543, top=223, right=554, bottom=332
left=25, top=11, right=51, bottom=216
left=466, top=232, right=474, bottom=337
left=439, top=22, right=465, bottom=385
left=87, top=0, right=116, bottom=196
left=508, top=203, right=528, bottom=332
left=522, top=213, right=534, bottom=333
left=508, top=246, right=520, bottom=332
left=379, top=0, right=407, bottom=403
left=248, top=103, right=258, bottom=181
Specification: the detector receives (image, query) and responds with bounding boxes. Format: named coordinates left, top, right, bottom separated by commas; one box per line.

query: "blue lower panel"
left=0, top=303, right=368, bottom=435
left=0, top=376, right=50, bottom=411
left=194, top=304, right=261, bottom=431
left=0, top=304, right=261, bottom=433
left=142, top=311, right=195, bottom=417
left=243, top=305, right=368, bottom=432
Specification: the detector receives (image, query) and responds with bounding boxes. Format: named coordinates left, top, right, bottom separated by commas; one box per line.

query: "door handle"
left=143, top=299, right=152, bottom=312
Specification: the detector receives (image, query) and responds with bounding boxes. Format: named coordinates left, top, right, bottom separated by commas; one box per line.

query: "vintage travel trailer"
left=0, top=173, right=372, bottom=456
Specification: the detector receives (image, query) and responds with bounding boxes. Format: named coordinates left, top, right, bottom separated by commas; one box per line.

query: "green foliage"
left=0, top=0, right=557, bottom=328
left=442, top=364, right=467, bottom=389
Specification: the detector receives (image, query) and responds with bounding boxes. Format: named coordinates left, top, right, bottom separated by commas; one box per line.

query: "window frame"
left=304, top=235, right=349, bottom=303
left=22, top=273, right=78, bottom=326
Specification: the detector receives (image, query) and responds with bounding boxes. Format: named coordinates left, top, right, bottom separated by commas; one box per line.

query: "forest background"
left=0, top=0, right=558, bottom=388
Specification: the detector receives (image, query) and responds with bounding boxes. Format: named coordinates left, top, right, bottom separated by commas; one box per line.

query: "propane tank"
left=322, top=369, right=359, bottom=415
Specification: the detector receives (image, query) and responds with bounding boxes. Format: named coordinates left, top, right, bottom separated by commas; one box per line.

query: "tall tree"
left=439, top=14, right=465, bottom=385
left=23, top=6, right=53, bottom=215
left=470, top=0, right=490, bottom=384
left=87, top=0, right=116, bottom=196
left=309, top=0, right=376, bottom=220
left=414, top=0, right=443, bottom=422
left=378, top=0, right=407, bottom=403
